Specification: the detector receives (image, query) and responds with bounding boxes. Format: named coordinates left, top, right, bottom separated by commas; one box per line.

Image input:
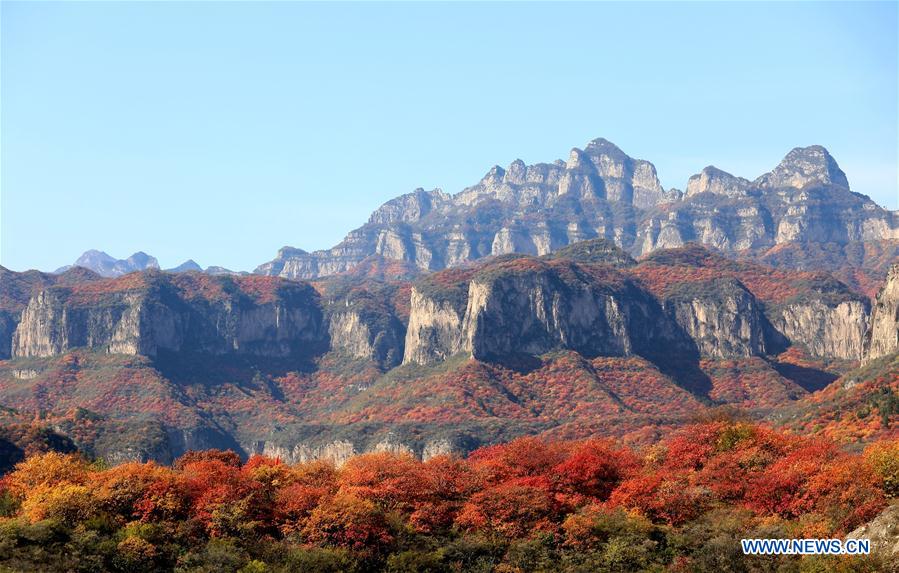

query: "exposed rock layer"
left=11, top=272, right=325, bottom=359
left=863, top=263, right=899, bottom=363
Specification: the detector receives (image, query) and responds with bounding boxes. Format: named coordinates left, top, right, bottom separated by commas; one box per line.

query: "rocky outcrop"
left=257, top=138, right=677, bottom=280
left=460, top=271, right=649, bottom=361
left=328, top=310, right=404, bottom=368
left=403, top=288, right=466, bottom=364
left=367, top=188, right=451, bottom=225
left=774, top=299, right=869, bottom=360
left=685, top=166, right=751, bottom=198
left=847, top=502, right=899, bottom=557
left=638, top=146, right=897, bottom=258
left=754, top=145, right=849, bottom=190
left=864, top=264, right=899, bottom=363
left=11, top=273, right=325, bottom=359
left=663, top=278, right=766, bottom=358
left=252, top=437, right=457, bottom=466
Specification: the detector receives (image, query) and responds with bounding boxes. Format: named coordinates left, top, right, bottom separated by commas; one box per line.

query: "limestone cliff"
left=257, top=138, right=676, bottom=280
left=327, top=310, right=404, bottom=368
left=663, top=278, right=766, bottom=358
left=863, top=263, right=899, bottom=363
left=251, top=436, right=455, bottom=467
left=773, top=299, right=869, bottom=360
left=685, top=166, right=751, bottom=199
left=637, top=146, right=897, bottom=257
left=403, top=254, right=693, bottom=365
left=11, top=272, right=325, bottom=359
left=403, top=287, right=466, bottom=364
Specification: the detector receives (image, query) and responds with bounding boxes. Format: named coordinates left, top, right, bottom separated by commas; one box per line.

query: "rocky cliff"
left=863, top=263, right=899, bottom=363
left=773, top=299, right=869, bottom=361
left=256, top=138, right=897, bottom=286
left=11, top=272, right=325, bottom=359
left=637, top=146, right=897, bottom=261
left=0, top=266, right=103, bottom=359
left=403, top=245, right=781, bottom=365
left=662, top=278, right=766, bottom=358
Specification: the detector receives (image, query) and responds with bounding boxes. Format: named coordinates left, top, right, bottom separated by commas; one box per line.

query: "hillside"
left=2, top=242, right=891, bottom=464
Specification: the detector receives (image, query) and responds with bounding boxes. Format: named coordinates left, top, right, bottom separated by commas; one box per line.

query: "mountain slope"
left=1, top=242, right=876, bottom=464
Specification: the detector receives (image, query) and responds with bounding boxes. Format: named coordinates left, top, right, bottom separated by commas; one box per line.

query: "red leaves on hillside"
left=1, top=422, right=889, bottom=554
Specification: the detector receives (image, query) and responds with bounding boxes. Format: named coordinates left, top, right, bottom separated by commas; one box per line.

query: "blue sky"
left=2, top=1, right=897, bottom=273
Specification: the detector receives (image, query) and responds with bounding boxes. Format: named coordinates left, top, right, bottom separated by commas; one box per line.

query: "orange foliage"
left=0, top=423, right=890, bottom=551
left=302, top=492, right=393, bottom=554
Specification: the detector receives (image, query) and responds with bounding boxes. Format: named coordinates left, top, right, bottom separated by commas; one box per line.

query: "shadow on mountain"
left=769, top=359, right=838, bottom=393
left=644, top=351, right=714, bottom=399
left=479, top=352, right=544, bottom=375
left=152, top=350, right=317, bottom=390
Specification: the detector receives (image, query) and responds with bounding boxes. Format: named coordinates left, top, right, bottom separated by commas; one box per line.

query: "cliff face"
left=327, top=310, right=404, bottom=368
left=12, top=290, right=162, bottom=358
left=863, top=264, right=899, bottom=363
left=403, top=288, right=466, bottom=365
left=663, top=278, right=766, bottom=358
left=256, top=139, right=896, bottom=285
left=402, top=244, right=879, bottom=366
left=11, top=273, right=325, bottom=359
left=404, top=254, right=692, bottom=366
left=251, top=436, right=455, bottom=467
left=460, top=270, right=640, bottom=361
left=773, top=299, right=869, bottom=361
left=0, top=266, right=104, bottom=359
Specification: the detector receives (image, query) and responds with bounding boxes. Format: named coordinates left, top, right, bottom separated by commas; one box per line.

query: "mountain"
left=1, top=242, right=889, bottom=464
left=166, top=259, right=203, bottom=273
left=56, top=250, right=160, bottom=277
left=255, top=139, right=897, bottom=295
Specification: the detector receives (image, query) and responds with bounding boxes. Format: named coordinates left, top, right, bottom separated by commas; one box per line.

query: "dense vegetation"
left=1, top=421, right=896, bottom=572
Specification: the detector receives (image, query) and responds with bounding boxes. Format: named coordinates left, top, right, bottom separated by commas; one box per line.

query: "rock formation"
left=11, top=272, right=325, bottom=359
left=773, top=299, right=869, bottom=361
left=662, top=278, right=766, bottom=358
left=255, top=138, right=897, bottom=286
left=863, top=263, right=899, bottom=363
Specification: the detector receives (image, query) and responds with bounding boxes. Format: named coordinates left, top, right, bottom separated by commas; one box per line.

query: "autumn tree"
left=302, top=492, right=393, bottom=555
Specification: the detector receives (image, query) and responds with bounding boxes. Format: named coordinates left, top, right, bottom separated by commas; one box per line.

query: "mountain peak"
left=685, top=165, right=751, bottom=198
left=481, top=165, right=505, bottom=185
left=167, top=259, right=203, bottom=273
left=58, top=250, right=159, bottom=277
left=755, top=145, right=849, bottom=190
left=585, top=137, right=624, bottom=152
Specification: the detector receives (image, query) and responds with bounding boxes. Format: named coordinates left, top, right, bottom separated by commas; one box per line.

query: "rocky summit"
left=255, top=138, right=897, bottom=297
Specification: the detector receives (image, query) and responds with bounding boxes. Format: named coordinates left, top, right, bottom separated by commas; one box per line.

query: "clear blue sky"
left=2, top=1, right=897, bottom=273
